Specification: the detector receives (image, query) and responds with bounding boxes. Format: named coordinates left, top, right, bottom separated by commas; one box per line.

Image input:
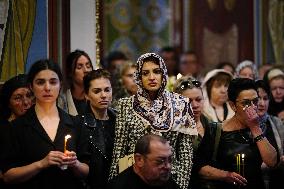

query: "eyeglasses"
left=236, top=97, right=259, bottom=107
left=143, top=155, right=173, bottom=168
left=179, top=80, right=201, bottom=90
left=11, top=93, right=34, bottom=103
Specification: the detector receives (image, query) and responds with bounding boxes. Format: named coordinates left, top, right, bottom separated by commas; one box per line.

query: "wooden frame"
left=48, top=0, right=70, bottom=66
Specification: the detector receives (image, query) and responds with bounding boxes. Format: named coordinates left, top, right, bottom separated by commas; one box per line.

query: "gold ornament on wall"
left=95, top=0, right=101, bottom=68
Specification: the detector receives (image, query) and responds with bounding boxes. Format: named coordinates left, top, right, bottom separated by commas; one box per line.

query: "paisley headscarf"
left=133, top=53, right=196, bottom=134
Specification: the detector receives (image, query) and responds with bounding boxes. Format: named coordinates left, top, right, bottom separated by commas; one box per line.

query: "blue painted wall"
left=26, top=0, right=48, bottom=72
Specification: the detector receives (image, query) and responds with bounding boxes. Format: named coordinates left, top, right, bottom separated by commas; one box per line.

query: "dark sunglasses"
left=237, top=97, right=259, bottom=107
left=179, top=80, right=201, bottom=90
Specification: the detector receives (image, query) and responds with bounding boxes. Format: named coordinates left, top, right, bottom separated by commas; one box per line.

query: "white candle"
left=241, top=153, right=245, bottom=176
left=61, top=134, right=71, bottom=170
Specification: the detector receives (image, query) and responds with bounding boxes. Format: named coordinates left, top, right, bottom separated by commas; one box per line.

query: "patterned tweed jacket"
left=109, top=95, right=196, bottom=189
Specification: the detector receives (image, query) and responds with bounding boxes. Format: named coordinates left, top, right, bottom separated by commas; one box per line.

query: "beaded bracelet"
left=254, top=134, right=265, bottom=143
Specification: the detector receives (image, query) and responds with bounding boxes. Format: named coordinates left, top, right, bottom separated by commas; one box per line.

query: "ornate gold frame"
left=95, top=0, right=101, bottom=68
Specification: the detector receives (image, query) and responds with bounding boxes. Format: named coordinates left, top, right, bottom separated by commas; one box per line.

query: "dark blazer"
left=2, top=106, right=90, bottom=189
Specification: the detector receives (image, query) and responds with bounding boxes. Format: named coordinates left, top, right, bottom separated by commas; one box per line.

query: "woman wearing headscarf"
left=0, top=74, right=33, bottom=188
left=202, top=69, right=234, bottom=123
left=109, top=53, right=197, bottom=189
left=235, top=60, right=258, bottom=80
left=263, top=68, right=284, bottom=121
left=0, top=74, right=33, bottom=122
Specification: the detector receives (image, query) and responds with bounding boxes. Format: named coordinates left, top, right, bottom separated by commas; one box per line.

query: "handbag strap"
left=212, top=122, right=222, bottom=162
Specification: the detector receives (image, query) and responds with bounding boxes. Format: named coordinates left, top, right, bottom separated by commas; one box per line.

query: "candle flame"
left=241, top=153, right=245, bottom=158
left=65, top=135, right=71, bottom=140
left=64, top=134, right=71, bottom=153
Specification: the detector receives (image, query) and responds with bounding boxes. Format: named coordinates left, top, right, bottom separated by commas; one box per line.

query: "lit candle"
left=61, top=134, right=71, bottom=170
left=64, top=134, right=71, bottom=153
left=241, top=153, right=245, bottom=176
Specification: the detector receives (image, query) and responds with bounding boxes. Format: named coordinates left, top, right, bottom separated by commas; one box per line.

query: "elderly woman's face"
left=9, top=87, right=33, bottom=118
left=141, top=61, right=162, bottom=92
left=257, top=88, right=269, bottom=117
left=270, top=77, right=284, bottom=103
left=239, top=67, right=254, bottom=80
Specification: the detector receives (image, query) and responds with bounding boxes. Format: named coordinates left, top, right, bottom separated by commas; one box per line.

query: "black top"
left=192, top=114, right=212, bottom=152
left=193, top=124, right=267, bottom=189
left=81, top=105, right=116, bottom=189
left=2, top=106, right=90, bottom=189
left=0, top=119, right=11, bottom=189
left=107, top=166, right=180, bottom=189
left=0, top=119, right=11, bottom=169
left=73, top=97, right=88, bottom=115
left=268, top=99, right=284, bottom=118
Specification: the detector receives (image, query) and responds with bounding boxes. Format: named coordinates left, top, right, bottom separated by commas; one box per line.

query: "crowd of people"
left=0, top=47, right=284, bottom=189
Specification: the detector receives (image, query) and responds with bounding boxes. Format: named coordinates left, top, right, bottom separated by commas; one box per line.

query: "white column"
left=70, top=0, right=96, bottom=68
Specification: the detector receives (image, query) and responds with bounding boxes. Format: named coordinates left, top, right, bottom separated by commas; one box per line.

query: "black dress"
left=194, top=125, right=266, bottom=189
left=2, top=106, right=90, bottom=189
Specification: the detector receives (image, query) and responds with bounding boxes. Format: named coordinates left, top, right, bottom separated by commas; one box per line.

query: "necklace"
left=238, top=129, right=252, bottom=143
left=212, top=103, right=228, bottom=122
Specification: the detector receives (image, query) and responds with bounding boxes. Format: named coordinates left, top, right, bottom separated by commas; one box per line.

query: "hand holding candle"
left=61, top=134, right=71, bottom=170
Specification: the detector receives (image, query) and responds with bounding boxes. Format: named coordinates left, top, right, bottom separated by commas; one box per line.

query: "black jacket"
left=80, top=105, right=116, bottom=189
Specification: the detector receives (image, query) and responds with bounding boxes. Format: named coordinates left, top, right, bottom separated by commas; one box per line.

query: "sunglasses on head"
left=179, top=80, right=201, bottom=90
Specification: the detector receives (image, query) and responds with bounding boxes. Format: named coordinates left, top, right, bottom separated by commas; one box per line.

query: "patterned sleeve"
left=109, top=98, right=130, bottom=179
left=173, top=133, right=194, bottom=189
